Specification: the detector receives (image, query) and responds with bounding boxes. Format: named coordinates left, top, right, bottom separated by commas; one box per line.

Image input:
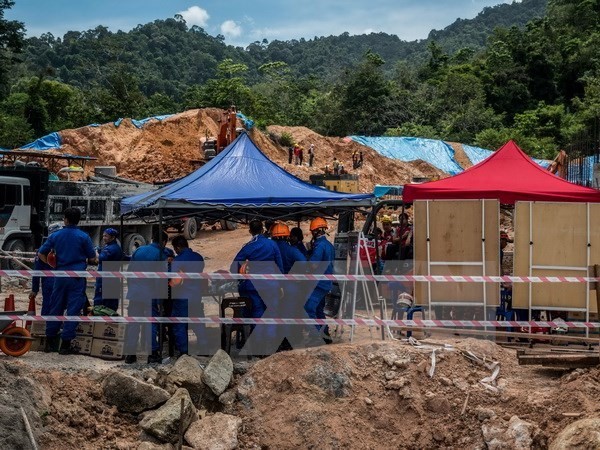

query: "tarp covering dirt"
left=349, top=136, right=464, bottom=175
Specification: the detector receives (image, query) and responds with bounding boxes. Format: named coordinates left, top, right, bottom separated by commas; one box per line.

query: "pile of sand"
left=57, top=109, right=452, bottom=192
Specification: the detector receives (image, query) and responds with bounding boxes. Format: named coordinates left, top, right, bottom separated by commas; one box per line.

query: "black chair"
left=220, top=295, right=252, bottom=355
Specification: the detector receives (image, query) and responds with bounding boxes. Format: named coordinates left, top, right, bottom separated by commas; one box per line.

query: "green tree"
left=0, top=0, right=25, bottom=99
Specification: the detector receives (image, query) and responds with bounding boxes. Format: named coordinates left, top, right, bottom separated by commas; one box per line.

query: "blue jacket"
left=171, top=248, right=205, bottom=301
left=126, top=242, right=168, bottom=301
left=32, top=256, right=54, bottom=294
left=309, top=235, right=335, bottom=292
left=38, top=225, right=96, bottom=270
left=274, top=239, right=307, bottom=274
left=231, top=234, right=283, bottom=293
left=98, top=241, right=123, bottom=270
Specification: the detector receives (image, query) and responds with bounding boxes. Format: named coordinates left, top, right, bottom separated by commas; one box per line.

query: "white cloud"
left=178, top=6, right=209, bottom=27
left=221, top=20, right=242, bottom=38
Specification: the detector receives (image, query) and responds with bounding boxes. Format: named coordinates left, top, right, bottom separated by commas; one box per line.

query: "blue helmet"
left=103, top=228, right=118, bottom=237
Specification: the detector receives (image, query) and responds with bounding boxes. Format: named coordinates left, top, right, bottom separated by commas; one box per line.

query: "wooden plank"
left=518, top=353, right=599, bottom=367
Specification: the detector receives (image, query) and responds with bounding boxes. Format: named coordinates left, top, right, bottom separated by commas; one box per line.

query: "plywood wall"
left=414, top=200, right=499, bottom=307
left=513, top=202, right=599, bottom=313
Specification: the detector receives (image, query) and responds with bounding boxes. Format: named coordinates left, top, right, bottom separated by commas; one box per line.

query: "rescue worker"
left=231, top=219, right=283, bottom=355
left=306, top=217, right=335, bottom=344
left=30, top=223, right=61, bottom=315
left=38, top=208, right=97, bottom=354
left=270, top=222, right=307, bottom=350
left=124, top=229, right=169, bottom=364
left=93, top=227, right=124, bottom=312
left=289, top=227, right=308, bottom=258
left=170, top=235, right=205, bottom=356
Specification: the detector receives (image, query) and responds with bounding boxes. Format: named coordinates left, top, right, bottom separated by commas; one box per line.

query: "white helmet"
left=396, top=292, right=413, bottom=308
left=48, top=223, right=62, bottom=235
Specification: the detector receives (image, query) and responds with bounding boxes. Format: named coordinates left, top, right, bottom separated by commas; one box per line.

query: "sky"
left=6, top=1, right=521, bottom=47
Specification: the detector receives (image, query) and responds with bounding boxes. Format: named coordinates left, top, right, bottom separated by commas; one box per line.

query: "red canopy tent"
left=403, top=140, right=600, bottom=203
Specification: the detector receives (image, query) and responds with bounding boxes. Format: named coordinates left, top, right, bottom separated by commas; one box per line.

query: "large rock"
left=550, top=417, right=600, bottom=449
left=103, top=372, right=170, bottom=414
left=140, top=388, right=198, bottom=443
left=202, top=350, right=233, bottom=396
left=184, top=413, right=242, bottom=450
left=166, top=355, right=206, bottom=406
left=482, top=416, right=538, bottom=450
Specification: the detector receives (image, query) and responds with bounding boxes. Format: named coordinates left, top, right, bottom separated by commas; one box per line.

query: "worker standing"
left=308, top=144, right=315, bottom=167
left=30, top=223, right=61, bottom=315
left=306, top=217, right=335, bottom=344
left=93, top=228, right=124, bottom=313
left=124, top=229, right=169, bottom=364
left=270, top=222, right=307, bottom=350
left=289, top=227, right=308, bottom=258
left=170, top=235, right=206, bottom=357
left=38, top=208, right=97, bottom=354
left=231, top=219, right=283, bottom=355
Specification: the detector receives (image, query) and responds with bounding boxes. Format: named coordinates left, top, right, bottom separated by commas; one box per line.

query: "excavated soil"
left=56, top=110, right=449, bottom=192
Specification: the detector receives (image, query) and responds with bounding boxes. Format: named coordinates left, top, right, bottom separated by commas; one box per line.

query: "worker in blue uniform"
left=289, top=227, right=308, bottom=258
left=30, top=223, right=61, bottom=315
left=306, top=217, right=336, bottom=344
left=38, top=208, right=97, bottom=354
left=169, top=235, right=205, bottom=356
left=124, top=229, right=169, bottom=364
left=231, top=219, right=283, bottom=355
left=93, top=228, right=124, bottom=312
left=270, top=222, right=307, bottom=350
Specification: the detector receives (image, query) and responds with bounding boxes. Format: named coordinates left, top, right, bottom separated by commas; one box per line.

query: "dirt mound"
left=231, top=339, right=599, bottom=449
left=56, top=109, right=448, bottom=193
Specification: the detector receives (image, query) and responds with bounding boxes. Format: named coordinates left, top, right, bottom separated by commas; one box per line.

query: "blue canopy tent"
left=121, top=132, right=374, bottom=223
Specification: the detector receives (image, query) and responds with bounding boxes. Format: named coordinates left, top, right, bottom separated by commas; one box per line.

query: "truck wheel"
left=183, top=218, right=198, bottom=240
left=220, top=220, right=238, bottom=231
left=2, top=239, right=28, bottom=270
left=123, top=233, right=146, bottom=256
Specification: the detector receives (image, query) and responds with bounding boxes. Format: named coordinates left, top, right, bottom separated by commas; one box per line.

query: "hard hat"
left=310, top=217, right=328, bottom=231
left=396, top=292, right=413, bottom=308
left=103, top=227, right=118, bottom=237
left=48, top=223, right=62, bottom=235
left=270, top=222, right=290, bottom=238
left=381, top=215, right=392, bottom=224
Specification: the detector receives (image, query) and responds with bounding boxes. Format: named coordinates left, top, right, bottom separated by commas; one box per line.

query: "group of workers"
left=31, top=206, right=336, bottom=361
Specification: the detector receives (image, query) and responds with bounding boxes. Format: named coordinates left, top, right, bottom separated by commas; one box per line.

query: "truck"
left=0, top=157, right=157, bottom=269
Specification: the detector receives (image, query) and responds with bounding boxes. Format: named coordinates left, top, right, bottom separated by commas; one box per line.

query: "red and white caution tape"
left=2, top=314, right=599, bottom=329
left=0, top=269, right=598, bottom=284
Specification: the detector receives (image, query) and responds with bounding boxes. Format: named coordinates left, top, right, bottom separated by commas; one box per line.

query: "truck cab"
left=0, top=175, right=32, bottom=257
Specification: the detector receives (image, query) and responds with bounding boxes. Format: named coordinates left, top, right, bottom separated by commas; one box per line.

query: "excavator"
left=547, top=149, right=567, bottom=179
left=202, top=106, right=239, bottom=161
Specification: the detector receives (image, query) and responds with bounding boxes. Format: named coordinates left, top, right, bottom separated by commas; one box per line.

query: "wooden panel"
left=530, top=268, right=588, bottom=309
left=513, top=202, right=530, bottom=309
left=413, top=200, right=499, bottom=306
left=532, top=203, right=587, bottom=267
left=588, top=203, right=600, bottom=314
left=430, top=264, right=485, bottom=303
left=428, top=201, right=482, bottom=262
left=413, top=201, right=428, bottom=304
left=514, top=202, right=590, bottom=311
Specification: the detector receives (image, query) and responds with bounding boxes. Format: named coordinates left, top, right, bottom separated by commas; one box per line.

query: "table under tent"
left=120, top=131, right=377, bottom=349
left=402, top=140, right=600, bottom=333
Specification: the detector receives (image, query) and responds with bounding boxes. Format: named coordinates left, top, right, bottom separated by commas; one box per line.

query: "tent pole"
left=481, top=200, right=487, bottom=326
left=586, top=203, right=591, bottom=338
left=158, top=208, right=164, bottom=361
left=528, top=203, right=533, bottom=326
left=120, top=214, right=125, bottom=317
left=426, top=201, right=432, bottom=320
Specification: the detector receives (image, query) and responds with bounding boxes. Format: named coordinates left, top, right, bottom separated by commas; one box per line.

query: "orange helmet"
left=310, top=217, right=328, bottom=231
left=270, top=222, right=290, bottom=238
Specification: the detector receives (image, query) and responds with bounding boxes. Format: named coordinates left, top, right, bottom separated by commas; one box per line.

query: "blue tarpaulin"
left=349, top=136, right=464, bottom=175
left=19, top=132, right=62, bottom=151
left=462, top=145, right=493, bottom=166
left=374, top=185, right=404, bottom=197
left=236, top=112, right=254, bottom=129
left=122, top=132, right=374, bottom=214
left=115, top=114, right=173, bottom=129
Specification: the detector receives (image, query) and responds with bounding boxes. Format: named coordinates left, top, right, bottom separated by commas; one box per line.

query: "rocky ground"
left=1, top=337, right=599, bottom=449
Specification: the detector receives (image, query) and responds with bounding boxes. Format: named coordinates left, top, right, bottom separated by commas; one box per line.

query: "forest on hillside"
left=2, top=0, right=599, bottom=160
